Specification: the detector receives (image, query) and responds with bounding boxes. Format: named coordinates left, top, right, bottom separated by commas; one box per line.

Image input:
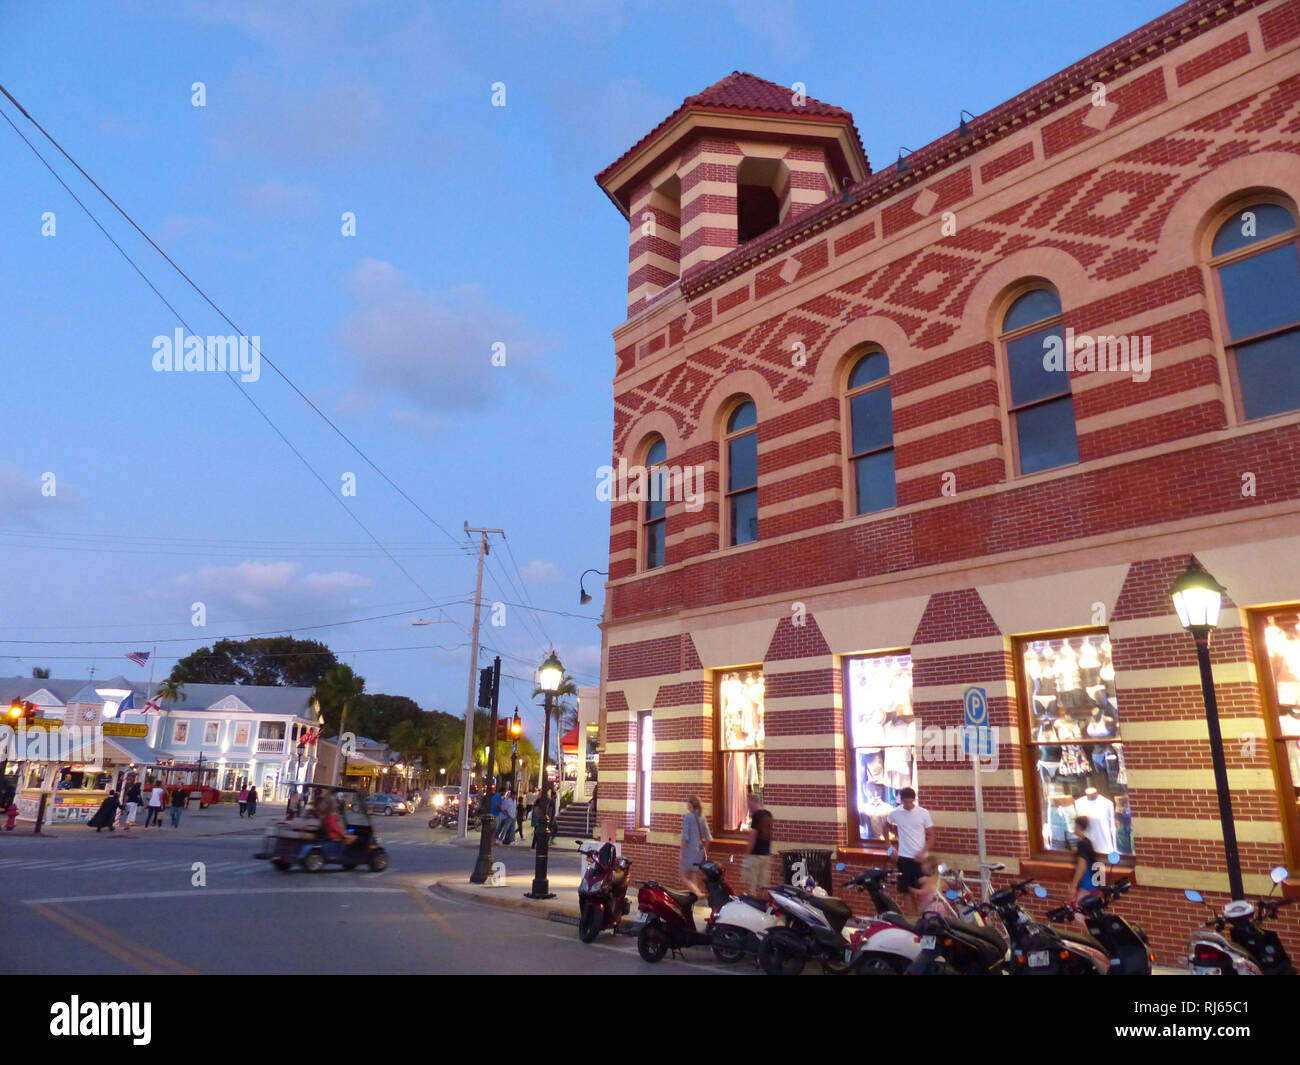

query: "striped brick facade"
left=594, top=0, right=1300, bottom=965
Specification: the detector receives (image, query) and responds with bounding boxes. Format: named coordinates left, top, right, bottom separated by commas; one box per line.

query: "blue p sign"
left=963, top=686, right=988, bottom=728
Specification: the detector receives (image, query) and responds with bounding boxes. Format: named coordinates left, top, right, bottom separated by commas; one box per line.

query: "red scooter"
left=577, top=841, right=631, bottom=942
left=636, top=876, right=712, bottom=962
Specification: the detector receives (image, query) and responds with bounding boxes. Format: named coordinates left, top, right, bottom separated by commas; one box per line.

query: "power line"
left=0, top=642, right=470, bottom=663
left=501, top=534, right=556, bottom=649
left=0, top=81, right=463, bottom=552
left=0, top=100, right=443, bottom=608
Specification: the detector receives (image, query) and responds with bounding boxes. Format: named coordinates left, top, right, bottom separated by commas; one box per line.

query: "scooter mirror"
left=1184, top=889, right=1204, bottom=904
left=937, top=863, right=948, bottom=875
left=835, top=861, right=845, bottom=872
left=1270, top=865, right=1290, bottom=884
left=885, top=846, right=895, bottom=856
left=1107, top=851, right=1121, bottom=865
left=1033, top=885, right=1048, bottom=899
left=945, top=889, right=960, bottom=900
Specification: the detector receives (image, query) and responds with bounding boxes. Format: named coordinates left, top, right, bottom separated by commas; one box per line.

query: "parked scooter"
left=1046, top=878, right=1154, bottom=974
left=843, top=867, right=936, bottom=974
left=758, top=872, right=873, bottom=975
left=699, top=860, right=785, bottom=963
left=636, top=874, right=712, bottom=962
left=1184, top=866, right=1295, bottom=975
left=577, top=840, right=632, bottom=942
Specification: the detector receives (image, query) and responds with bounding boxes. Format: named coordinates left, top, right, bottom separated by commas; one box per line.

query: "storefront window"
left=1256, top=611, right=1300, bottom=860
left=636, top=712, right=653, bottom=829
left=717, top=670, right=764, bottom=832
left=173, top=721, right=189, bottom=745
left=846, top=653, right=914, bottom=842
left=1020, top=633, right=1132, bottom=857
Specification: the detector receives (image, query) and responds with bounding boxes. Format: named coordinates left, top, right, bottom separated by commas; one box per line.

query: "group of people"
left=679, top=791, right=774, bottom=898
left=86, top=779, right=184, bottom=832
left=490, top=788, right=520, bottom=844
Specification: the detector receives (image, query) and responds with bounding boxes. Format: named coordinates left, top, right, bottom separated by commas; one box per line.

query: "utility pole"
left=460, top=524, right=502, bottom=838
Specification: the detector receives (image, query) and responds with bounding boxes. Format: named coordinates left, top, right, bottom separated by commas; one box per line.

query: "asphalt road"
left=0, top=808, right=751, bottom=976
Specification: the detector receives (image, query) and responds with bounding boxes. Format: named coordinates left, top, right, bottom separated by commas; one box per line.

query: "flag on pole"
left=143, top=695, right=163, bottom=713
left=126, top=651, right=151, bottom=667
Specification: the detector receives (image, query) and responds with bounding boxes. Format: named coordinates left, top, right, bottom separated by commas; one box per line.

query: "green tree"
left=169, top=637, right=339, bottom=688
left=353, top=693, right=425, bottom=743
left=155, top=677, right=186, bottom=706
left=314, top=664, right=365, bottom=738
left=31, top=666, right=50, bottom=679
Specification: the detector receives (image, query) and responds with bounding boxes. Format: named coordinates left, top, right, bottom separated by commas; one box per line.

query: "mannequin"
left=1074, top=787, right=1117, bottom=853
left=1047, top=792, right=1076, bottom=849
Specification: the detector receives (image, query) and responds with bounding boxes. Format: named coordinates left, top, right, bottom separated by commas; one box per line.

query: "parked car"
left=364, top=793, right=410, bottom=816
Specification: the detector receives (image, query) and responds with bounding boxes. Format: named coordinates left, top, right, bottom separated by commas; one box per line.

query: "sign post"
left=962, top=686, right=993, bottom=901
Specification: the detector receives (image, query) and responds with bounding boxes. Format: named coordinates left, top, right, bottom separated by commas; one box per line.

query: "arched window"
left=724, top=400, right=758, bottom=546
left=1210, top=201, right=1300, bottom=420
left=846, top=351, right=897, bottom=514
left=1001, top=287, right=1079, bottom=475
left=643, top=436, right=667, bottom=570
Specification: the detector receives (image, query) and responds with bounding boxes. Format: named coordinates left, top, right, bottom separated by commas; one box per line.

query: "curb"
left=428, top=877, right=580, bottom=920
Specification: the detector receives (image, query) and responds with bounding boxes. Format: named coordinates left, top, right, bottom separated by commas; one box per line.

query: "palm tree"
left=315, top=665, right=365, bottom=784
left=31, top=666, right=50, bottom=679
left=152, top=677, right=186, bottom=752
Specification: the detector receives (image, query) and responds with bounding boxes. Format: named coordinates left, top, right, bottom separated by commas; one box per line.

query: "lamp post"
left=526, top=650, right=564, bottom=900
left=1170, top=559, right=1244, bottom=901
left=578, top=569, right=609, bottom=606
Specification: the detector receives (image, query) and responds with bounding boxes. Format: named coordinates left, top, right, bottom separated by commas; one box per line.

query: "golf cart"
left=253, top=784, right=390, bottom=873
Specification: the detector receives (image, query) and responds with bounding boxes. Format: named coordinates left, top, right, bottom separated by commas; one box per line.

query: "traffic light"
left=6, top=700, right=36, bottom=723
left=477, top=667, right=494, bottom=710
left=510, top=712, right=522, bottom=739
left=495, top=718, right=508, bottom=741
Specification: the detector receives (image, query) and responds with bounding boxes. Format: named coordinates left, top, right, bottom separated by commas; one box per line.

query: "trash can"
left=780, top=849, right=833, bottom=892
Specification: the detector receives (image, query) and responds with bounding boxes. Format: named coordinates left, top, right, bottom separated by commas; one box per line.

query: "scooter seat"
left=1056, top=926, right=1107, bottom=953
left=739, top=895, right=768, bottom=911
left=956, top=922, right=1008, bottom=959
left=664, top=888, right=698, bottom=911
left=801, top=893, right=853, bottom=927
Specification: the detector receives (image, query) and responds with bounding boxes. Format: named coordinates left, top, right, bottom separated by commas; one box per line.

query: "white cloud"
left=519, top=560, right=563, bottom=586
left=0, top=464, right=78, bottom=522
left=239, top=179, right=318, bottom=214
left=168, top=560, right=372, bottom=618
left=337, top=258, right=543, bottom=419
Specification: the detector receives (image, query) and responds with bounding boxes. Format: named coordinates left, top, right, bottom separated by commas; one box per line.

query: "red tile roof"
left=595, top=70, right=863, bottom=189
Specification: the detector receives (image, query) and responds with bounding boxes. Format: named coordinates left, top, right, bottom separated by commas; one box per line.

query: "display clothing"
left=1115, top=802, right=1133, bottom=854
left=1074, top=792, right=1118, bottom=854
left=723, top=751, right=748, bottom=830
left=1052, top=718, right=1090, bottom=777
left=1047, top=797, right=1076, bottom=848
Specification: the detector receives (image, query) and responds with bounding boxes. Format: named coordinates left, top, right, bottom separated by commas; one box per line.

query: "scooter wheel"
left=711, top=926, right=747, bottom=963
left=302, top=850, right=325, bottom=874
left=759, top=928, right=807, bottom=976
left=578, top=901, right=604, bottom=943
left=429, top=817, right=439, bottom=829
left=637, top=920, right=670, bottom=963
left=852, top=954, right=902, bottom=975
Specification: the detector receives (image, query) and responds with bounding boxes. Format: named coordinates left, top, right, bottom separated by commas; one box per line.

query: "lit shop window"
left=1258, top=612, right=1300, bottom=856
left=846, top=653, right=914, bottom=843
left=718, top=670, right=765, bottom=831
left=1210, top=202, right=1300, bottom=421
left=1021, top=634, right=1131, bottom=857
left=637, top=712, right=653, bottom=829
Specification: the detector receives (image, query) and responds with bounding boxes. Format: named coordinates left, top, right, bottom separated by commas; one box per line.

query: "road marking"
left=22, top=886, right=408, bottom=904
left=31, top=901, right=200, bottom=974
left=540, top=933, right=743, bottom=974
left=399, top=880, right=463, bottom=941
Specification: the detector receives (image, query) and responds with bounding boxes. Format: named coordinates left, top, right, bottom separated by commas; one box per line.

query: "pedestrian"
left=517, top=789, right=528, bottom=839
left=741, top=792, right=773, bottom=897
left=498, top=790, right=517, bottom=845
left=145, top=780, right=166, bottom=828
left=680, top=795, right=712, bottom=896
left=886, top=786, right=935, bottom=915
left=246, top=784, right=259, bottom=818
left=169, top=785, right=187, bottom=828
left=491, top=788, right=503, bottom=826
left=237, top=784, right=249, bottom=818
left=530, top=793, right=547, bottom=849
left=546, top=787, right=558, bottom=843
left=122, top=781, right=142, bottom=830
left=1069, top=814, right=1102, bottom=918
left=285, top=784, right=301, bottom=820
left=87, top=791, right=119, bottom=832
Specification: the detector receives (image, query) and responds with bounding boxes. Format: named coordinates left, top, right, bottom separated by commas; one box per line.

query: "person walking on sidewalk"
left=886, top=787, right=935, bottom=915
left=246, top=784, right=259, bottom=818
left=88, top=791, right=119, bottom=832
left=237, top=784, right=249, bottom=817
left=498, top=790, right=517, bottom=845
left=680, top=795, right=712, bottom=896
left=121, top=781, right=142, bottom=830
left=169, top=786, right=187, bottom=828
left=742, top=793, right=773, bottom=897
left=145, top=781, right=166, bottom=828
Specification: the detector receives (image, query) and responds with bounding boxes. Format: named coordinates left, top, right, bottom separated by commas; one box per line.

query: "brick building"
left=592, top=0, right=1300, bottom=964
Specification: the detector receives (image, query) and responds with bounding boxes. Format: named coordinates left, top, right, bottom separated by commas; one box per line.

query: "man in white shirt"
left=886, top=787, right=935, bottom=914
left=145, top=782, right=166, bottom=828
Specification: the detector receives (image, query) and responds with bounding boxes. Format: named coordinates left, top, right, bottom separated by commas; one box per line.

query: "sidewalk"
left=427, top=837, right=596, bottom=921
left=3, top=801, right=269, bottom=840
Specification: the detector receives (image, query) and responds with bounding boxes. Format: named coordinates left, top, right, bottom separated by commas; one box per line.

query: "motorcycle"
left=636, top=873, right=712, bottom=962
left=700, top=859, right=786, bottom=963
left=910, top=878, right=1108, bottom=974
left=1046, top=878, right=1154, bottom=975
left=843, top=867, right=933, bottom=975
left=1184, top=865, right=1295, bottom=975
left=577, top=841, right=632, bottom=942
left=758, top=873, right=866, bottom=975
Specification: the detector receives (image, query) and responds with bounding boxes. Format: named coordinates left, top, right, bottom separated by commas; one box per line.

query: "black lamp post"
left=526, top=650, right=564, bottom=900
left=471, top=657, right=502, bottom=884
left=1170, top=559, right=1244, bottom=901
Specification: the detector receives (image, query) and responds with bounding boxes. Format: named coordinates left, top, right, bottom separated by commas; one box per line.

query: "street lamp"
left=1170, top=559, right=1243, bottom=901
left=578, top=569, right=608, bottom=606
left=526, top=650, right=564, bottom=899
left=509, top=710, right=522, bottom=791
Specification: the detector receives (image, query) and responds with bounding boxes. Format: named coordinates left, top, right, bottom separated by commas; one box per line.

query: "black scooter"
left=1046, top=878, right=1154, bottom=974
left=1185, top=865, right=1296, bottom=975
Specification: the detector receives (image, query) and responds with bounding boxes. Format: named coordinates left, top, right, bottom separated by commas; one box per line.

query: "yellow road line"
left=30, top=902, right=199, bottom=974
left=399, top=878, right=462, bottom=942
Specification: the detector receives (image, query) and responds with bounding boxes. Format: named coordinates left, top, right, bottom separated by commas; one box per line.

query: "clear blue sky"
left=0, top=0, right=1174, bottom=741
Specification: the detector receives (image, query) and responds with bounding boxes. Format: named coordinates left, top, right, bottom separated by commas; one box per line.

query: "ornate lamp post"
left=1170, top=559, right=1243, bottom=901
left=526, top=650, right=564, bottom=900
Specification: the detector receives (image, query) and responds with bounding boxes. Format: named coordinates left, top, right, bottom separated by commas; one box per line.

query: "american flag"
left=126, top=651, right=151, bottom=667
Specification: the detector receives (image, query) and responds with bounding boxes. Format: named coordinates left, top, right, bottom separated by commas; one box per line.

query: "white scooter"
left=697, top=860, right=785, bottom=963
